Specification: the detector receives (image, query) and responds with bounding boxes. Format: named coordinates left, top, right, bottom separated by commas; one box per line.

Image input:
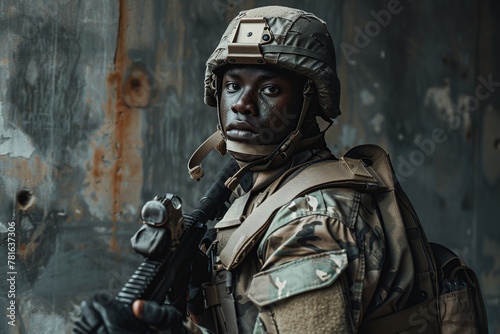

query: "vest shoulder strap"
left=219, top=146, right=387, bottom=270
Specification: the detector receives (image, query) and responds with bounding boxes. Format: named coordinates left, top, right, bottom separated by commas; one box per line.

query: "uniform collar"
left=231, top=148, right=333, bottom=198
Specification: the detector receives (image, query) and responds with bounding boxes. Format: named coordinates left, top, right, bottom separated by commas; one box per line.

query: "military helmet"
left=189, top=6, right=341, bottom=187
left=204, top=5, right=341, bottom=119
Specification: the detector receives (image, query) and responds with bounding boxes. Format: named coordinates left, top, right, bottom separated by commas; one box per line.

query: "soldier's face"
left=219, top=66, right=304, bottom=147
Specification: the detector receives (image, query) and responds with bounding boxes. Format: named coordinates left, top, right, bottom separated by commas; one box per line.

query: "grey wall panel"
left=0, top=0, right=498, bottom=332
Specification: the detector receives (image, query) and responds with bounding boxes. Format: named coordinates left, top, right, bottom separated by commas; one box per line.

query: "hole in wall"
left=17, top=190, right=31, bottom=207
left=16, top=189, right=35, bottom=210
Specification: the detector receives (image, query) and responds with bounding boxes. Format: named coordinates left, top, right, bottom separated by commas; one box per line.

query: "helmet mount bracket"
left=226, top=18, right=273, bottom=65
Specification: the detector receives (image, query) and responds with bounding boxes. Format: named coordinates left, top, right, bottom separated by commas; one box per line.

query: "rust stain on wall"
left=82, top=0, right=144, bottom=253
left=91, top=148, right=105, bottom=180
left=107, top=0, right=143, bottom=252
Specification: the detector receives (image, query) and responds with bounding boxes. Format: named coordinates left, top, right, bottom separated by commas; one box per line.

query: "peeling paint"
left=424, top=80, right=455, bottom=125
left=0, top=101, right=35, bottom=158
left=0, top=155, right=52, bottom=195
left=20, top=299, right=70, bottom=333
left=369, top=113, right=385, bottom=134
left=360, top=88, right=376, bottom=106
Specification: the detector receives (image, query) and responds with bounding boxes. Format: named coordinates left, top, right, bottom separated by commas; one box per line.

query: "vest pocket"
left=247, top=249, right=348, bottom=307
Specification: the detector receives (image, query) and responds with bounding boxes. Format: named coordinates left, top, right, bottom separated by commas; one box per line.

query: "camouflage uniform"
left=187, top=6, right=414, bottom=333
left=201, top=148, right=413, bottom=333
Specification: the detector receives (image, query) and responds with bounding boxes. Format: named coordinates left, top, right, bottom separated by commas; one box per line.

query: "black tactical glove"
left=73, top=296, right=187, bottom=334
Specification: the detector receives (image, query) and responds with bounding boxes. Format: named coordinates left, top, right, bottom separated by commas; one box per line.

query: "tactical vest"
left=202, top=145, right=488, bottom=333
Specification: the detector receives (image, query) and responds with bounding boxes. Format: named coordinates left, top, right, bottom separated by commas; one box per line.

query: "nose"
left=232, top=87, right=258, bottom=116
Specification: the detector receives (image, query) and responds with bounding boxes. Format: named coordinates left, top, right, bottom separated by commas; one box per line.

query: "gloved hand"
left=72, top=296, right=186, bottom=334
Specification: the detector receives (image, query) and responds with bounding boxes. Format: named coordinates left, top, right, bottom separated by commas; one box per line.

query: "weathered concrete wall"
left=0, top=0, right=498, bottom=332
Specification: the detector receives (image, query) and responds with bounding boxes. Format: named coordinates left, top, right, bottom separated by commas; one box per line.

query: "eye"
left=260, top=85, right=281, bottom=96
left=225, top=82, right=240, bottom=93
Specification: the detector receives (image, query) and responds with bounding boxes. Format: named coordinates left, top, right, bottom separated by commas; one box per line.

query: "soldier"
left=185, top=7, right=412, bottom=333
left=75, top=5, right=427, bottom=334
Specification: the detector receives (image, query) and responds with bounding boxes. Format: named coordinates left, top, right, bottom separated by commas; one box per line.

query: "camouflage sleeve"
left=247, top=187, right=385, bottom=332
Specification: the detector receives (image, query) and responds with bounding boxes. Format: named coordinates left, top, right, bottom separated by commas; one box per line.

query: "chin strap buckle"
left=189, top=166, right=204, bottom=182
left=279, top=131, right=303, bottom=160
left=187, top=130, right=225, bottom=181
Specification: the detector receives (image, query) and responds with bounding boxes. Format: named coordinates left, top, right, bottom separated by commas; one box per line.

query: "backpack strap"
left=345, top=145, right=439, bottom=301
left=219, top=155, right=387, bottom=270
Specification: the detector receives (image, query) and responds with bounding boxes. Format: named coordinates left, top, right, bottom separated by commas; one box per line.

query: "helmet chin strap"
left=225, top=140, right=276, bottom=158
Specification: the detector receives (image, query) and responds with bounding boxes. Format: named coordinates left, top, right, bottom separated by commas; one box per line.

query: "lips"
left=225, top=121, right=259, bottom=141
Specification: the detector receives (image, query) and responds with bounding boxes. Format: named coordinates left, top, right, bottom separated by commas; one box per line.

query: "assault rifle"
left=73, top=160, right=238, bottom=333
